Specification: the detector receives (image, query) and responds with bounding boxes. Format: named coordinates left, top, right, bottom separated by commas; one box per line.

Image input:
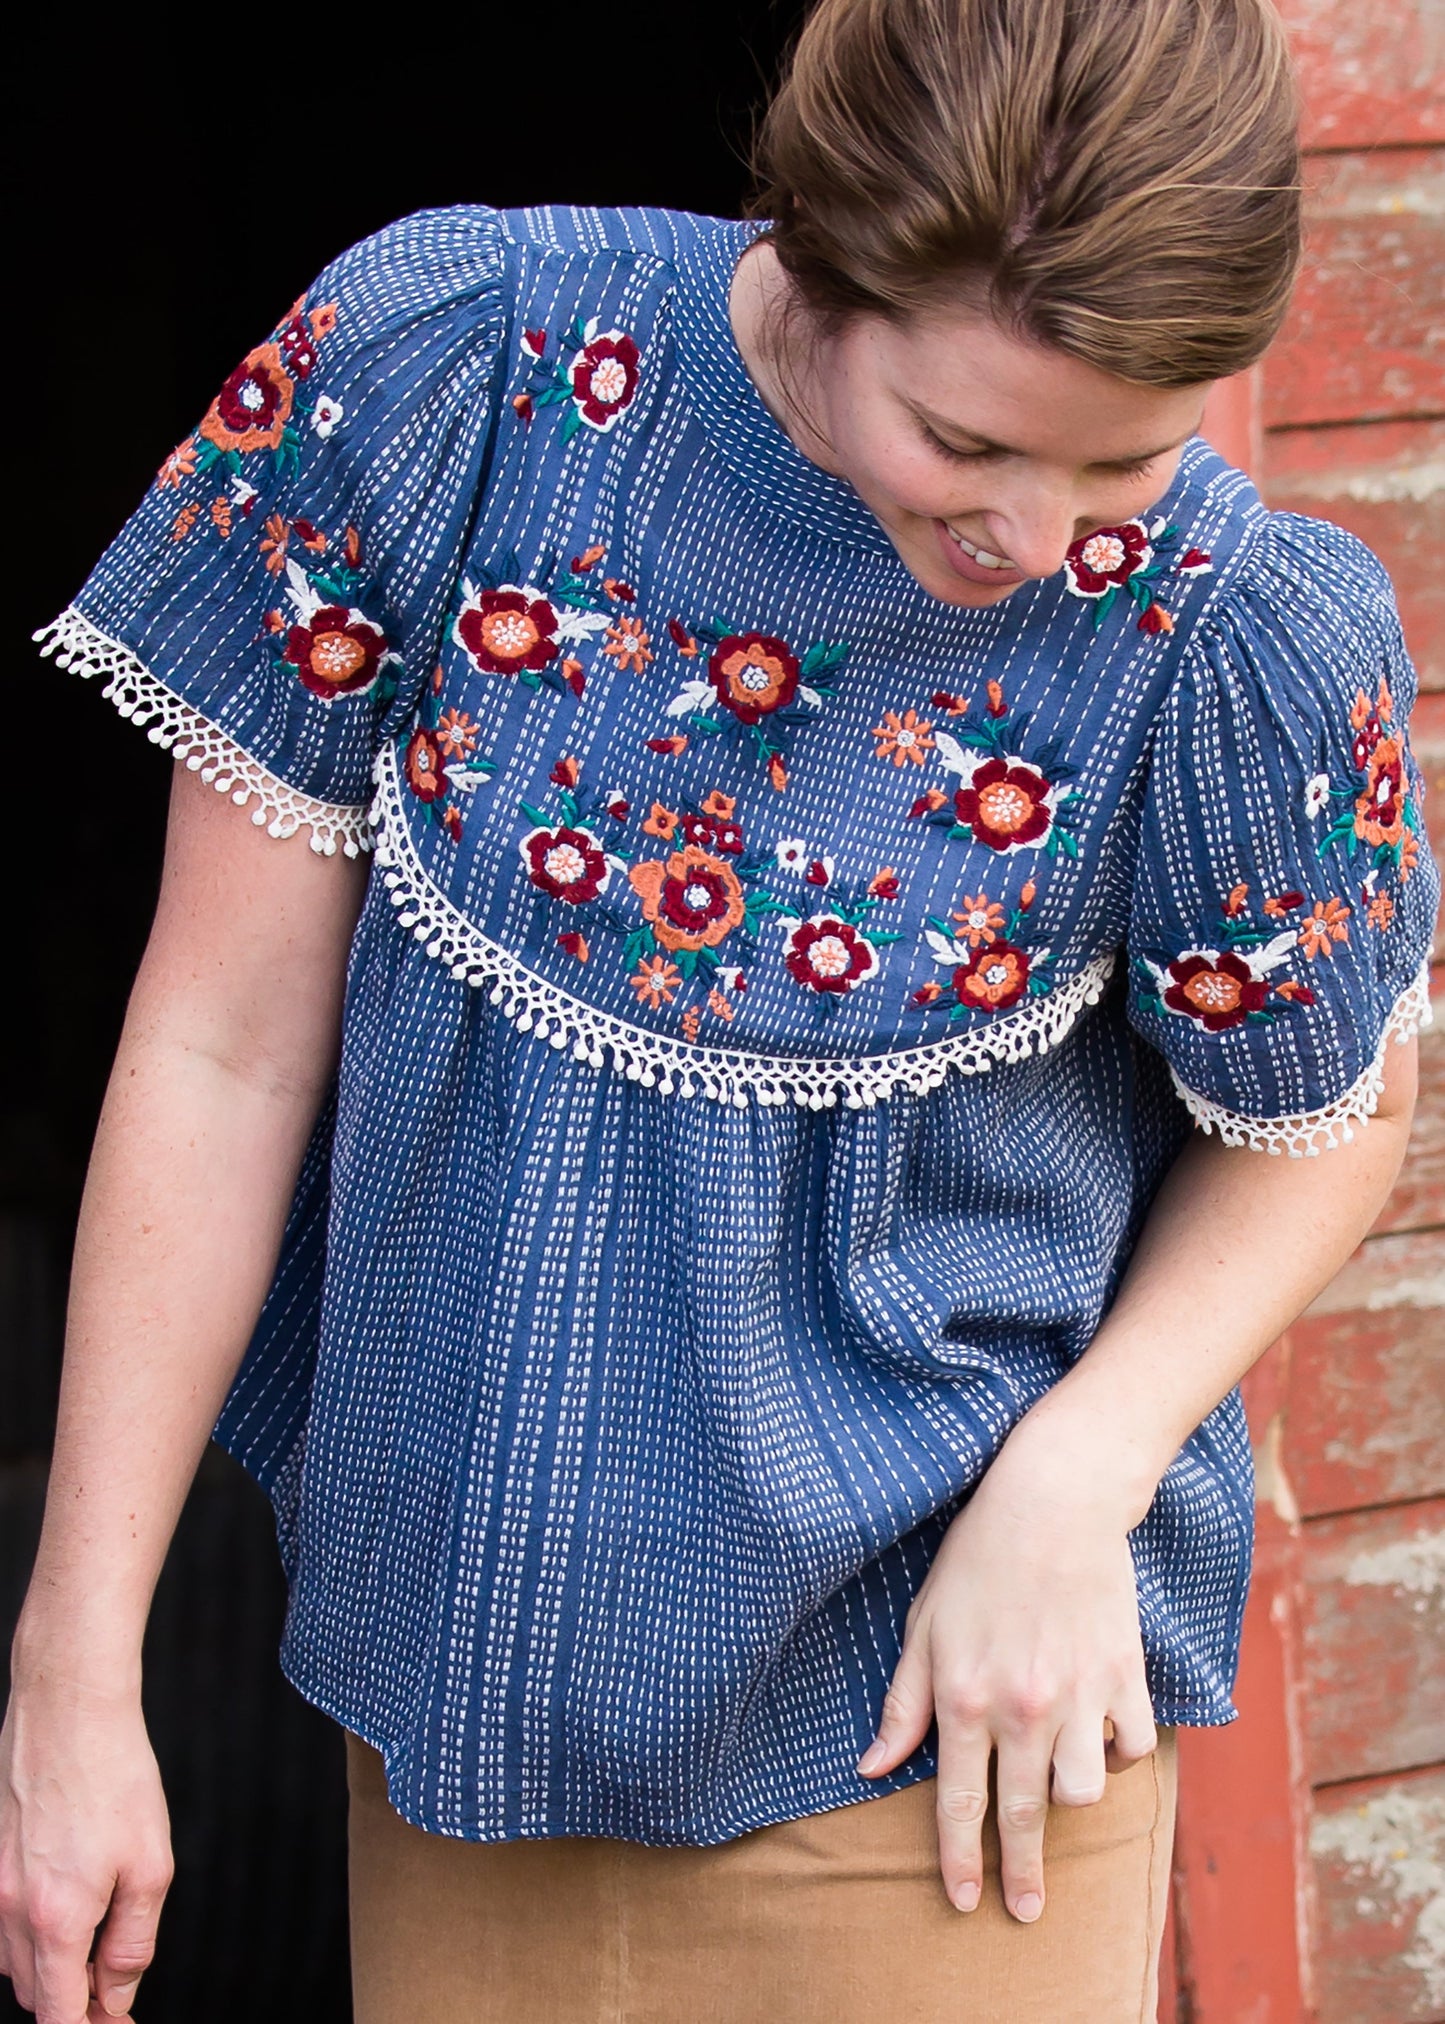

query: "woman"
left=4, top=0, right=1437, bottom=2018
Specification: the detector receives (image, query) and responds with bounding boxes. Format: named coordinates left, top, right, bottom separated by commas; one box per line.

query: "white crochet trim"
left=370, top=737, right=1117, bottom=1110
left=1170, top=957, right=1435, bottom=1156
left=33, top=606, right=372, bottom=858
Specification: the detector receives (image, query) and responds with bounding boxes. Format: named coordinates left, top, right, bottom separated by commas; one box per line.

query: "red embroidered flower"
left=277, top=316, right=317, bottom=379
left=199, top=343, right=295, bottom=454
left=283, top=606, right=387, bottom=697
left=784, top=914, right=880, bottom=994
left=568, top=330, right=640, bottom=430
left=520, top=823, right=612, bottom=904
left=1063, top=521, right=1152, bottom=598
left=627, top=846, right=746, bottom=952
left=1355, top=736, right=1406, bottom=848
left=1162, top=951, right=1269, bottom=1031
left=403, top=727, right=448, bottom=803
left=1352, top=710, right=1385, bottom=774
left=708, top=633, right=800, bottom=722
left=953, top=757, right=1054, bottom=851
left=455, top=587, right=560, bottom=676
left=952, top=940, right=1031, bottom=1011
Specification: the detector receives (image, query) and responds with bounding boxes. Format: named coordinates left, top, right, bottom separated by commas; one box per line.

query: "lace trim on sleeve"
left=1168, top=958, right=1435, bottom=1156
left=33, top=606, right=373, bottom=859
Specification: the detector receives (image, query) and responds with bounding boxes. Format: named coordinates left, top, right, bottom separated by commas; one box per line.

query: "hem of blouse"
left=1167, top=955, right=1435, bottom=1157
left=276, top=1638, right=1237, bottom=1844
left=369, top=737, right=1117, bottom=1111
left=33, top=605, right=374, bottom=859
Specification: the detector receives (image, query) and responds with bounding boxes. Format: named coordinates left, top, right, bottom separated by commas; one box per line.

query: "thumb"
left=856, top=1624, right=936, bottom=1776
left=92, top=1866, right=169, bottom=2018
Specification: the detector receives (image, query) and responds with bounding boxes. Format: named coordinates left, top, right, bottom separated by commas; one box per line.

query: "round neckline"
left=666, top=214, right=902, bottom=556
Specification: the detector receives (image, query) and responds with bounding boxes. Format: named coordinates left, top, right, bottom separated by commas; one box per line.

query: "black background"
left=5, top=10, right=803, bottom=2017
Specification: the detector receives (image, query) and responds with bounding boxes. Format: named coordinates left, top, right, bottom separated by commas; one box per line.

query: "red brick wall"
left=1162, top=5, right=1445, bottom=2017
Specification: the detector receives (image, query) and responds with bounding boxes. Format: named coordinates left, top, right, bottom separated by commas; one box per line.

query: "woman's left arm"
left=856, top=1030, right=1421, bottom=1923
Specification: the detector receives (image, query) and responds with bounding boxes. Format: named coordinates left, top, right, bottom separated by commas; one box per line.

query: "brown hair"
left=746, top=0, right=1303, bottom=388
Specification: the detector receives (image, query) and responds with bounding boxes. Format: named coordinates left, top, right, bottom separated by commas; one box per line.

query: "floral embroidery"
left=657, top=616, right=849, bottom=791
left=158, top=296, right=343, bottom=499
left=766, top=856, right=902, bottom=1021
left=452, top=548, right=611, bottom=698
left=1132, top=884, right=1325, bottom=1032
left=910, top=878, right=1054, bottom=1022
left=1311, top=676, right=1427, bottom=909
left=1062, top=517, right=1212, bottom=634
left=905, top=680, right=1082, bottom=859
left=399, top=665, right=498, bottom=836
left=517, top=757, right=634, bottom=946
left=518, top=319, right=641, bottom=443
left=872, top=709, right=936, bottom=767
left=602, top=615, right=653, bottom=674
left=274, top=536, right=401, bottom=705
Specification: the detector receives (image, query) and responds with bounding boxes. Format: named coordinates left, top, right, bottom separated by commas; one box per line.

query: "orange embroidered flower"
left=950, top=891, right=1006, bottom=947
left=709, top=633, right=799, bottom=721
left=260, top=513, right=290, bottom=573
left=707, top=987, right=735, bottom=1020
left=1297, top=896, right=1351, bottom=959
left=1263, top=889, right=1305, bottom=918
left=700, top=789, right=736, bottom=820
left=909, top=787, right=950, bottom=817
left=1354, top=735, right=1406, bottom=849
left=156, top=438, right=197, bottom=489
left=602, top=615, right=653, bottom=674
left=681, top=1004, right=702, bottom=1041
left=668, top=619, right=699, bottom=657
left=558, top=929, right=590, bottom=962
left=869, top=866, right=900, bottom=899
left=955, top=942, right=1030, bottom=1010
left=1019, top=878, right=1037, bottom=909
left=643, top=802, right=680, bottom=840
left=1367, top=890, right=1395, bottom=930
left=575, top=544, right=606, bottom=570
left=1349, top=687, right=1372, bottom=733
left=986, top=680, right=1006, bottom=717
left=1400, top=833, right=1420, bottom=881
left=436, top=708, right=479, bottom=759
left=171, top=502, right=199, bottom=541
left=767, top=751, right=788, bottom=792
left=632, top=953, right=683, bottom=1005
left=628, top=845, right=746, bottom=952
left=308, top=302, right=339, bottom=339
left=911, top=979, right=946, bottom=1004
left=343, top=524, right=363, bottom=570
left=198, top=342, right=295, bottom=454
left=646, top=734, right=688, bottom=756
left=1224, top=883, right=1249, bottom=917
left=550, top=755, right=581, bottom=790
left=209, top=496, right=232, bottom=538
left=871, top=708, right=935, bottom=767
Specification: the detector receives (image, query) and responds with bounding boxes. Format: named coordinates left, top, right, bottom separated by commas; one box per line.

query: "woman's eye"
left=1111, top=458, right=1156, bottom=482
left=924, top=427, right=992, bottom=464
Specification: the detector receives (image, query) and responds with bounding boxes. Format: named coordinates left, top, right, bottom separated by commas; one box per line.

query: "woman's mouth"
left=933, top=519, right=1026, bottom=587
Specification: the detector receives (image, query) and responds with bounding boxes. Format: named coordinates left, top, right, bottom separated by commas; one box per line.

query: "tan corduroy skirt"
left=345, top=1726, right=1177, bottom=2024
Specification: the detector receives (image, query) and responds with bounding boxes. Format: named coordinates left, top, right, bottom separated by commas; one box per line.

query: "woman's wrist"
left=11, top=1603, right=146, bottom=1705
left=993, top=1374, right=1174, bottom=1534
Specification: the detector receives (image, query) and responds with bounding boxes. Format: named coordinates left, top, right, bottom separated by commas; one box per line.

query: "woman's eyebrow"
left=910, top=402, right=1198, bottom=468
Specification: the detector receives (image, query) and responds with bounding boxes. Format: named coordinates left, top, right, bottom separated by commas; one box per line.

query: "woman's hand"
left=0, top=1679, right=172, bottom=2022
left=854, top=1417, right=1157, bottom=1922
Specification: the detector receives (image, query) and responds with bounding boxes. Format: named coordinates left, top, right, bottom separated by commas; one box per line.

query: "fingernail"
left=105, top=1987, right=139, bottom=2018
left=855, top=1738, right=887, bottom=1774
left=951, top=1881, right=980, bottom=1912
left=1013, top=1892, right=1044, bottom=1922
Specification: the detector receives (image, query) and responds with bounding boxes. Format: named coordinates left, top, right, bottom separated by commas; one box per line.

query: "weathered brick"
left=1264, top=150, right=1444, bottom=430
left=1279, top=0, right=1445, bottom=150
left=1309, top=1765, right=1445, bottom=2024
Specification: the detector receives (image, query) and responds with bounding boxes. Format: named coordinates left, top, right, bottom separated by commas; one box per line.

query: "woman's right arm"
left=1, top=761, right=368, bottom=2024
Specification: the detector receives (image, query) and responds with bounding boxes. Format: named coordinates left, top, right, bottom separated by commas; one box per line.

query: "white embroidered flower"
left=775, top=838, right=811, bottom=873
left=1304, top=772, right=1331, bottom=819
left=229, top=474, right=258, bottom=511
left=311, top=393, right=344, bottom=438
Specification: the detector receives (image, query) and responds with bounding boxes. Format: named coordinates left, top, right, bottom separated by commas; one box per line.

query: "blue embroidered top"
left=39, top=203, right=1438, bottom=1846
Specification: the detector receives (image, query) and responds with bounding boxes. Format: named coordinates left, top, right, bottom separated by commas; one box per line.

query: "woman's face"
left=731, top=246, right=1212, bottom=609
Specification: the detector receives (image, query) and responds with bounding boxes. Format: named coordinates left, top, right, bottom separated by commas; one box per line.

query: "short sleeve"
left=34, top=205, right=512, bottom=854
left=1127, top=512, right=1439, bottom=1155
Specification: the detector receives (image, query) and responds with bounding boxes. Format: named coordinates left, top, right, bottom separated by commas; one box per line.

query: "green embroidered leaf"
left=867, top=930, right=905, bottom=947
left=947, top=822, right=974, bottom=841
left=623, top=928, right=653, bottom=967
left=533, top=385, right=571, bottom=408
left=518, top=801, right=551, bottom=829
left=688, top=714, right=724, bottom=735
left=560, top=405, right=584, bottom=444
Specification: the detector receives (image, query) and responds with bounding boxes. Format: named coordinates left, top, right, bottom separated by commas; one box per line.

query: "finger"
left=995, top=1732, right=1055, bottom=1922
left=31, top=1913, right=96, bottom=2024
left=933, top=1705, right=992, bottom=1913
left=856, top=1629, right=936, bottom=1777
left=1050, top=1716, right=1108, bottom=1809
left=92, top=1864, right=169, bottom=2018
left=1104, top=1694, right=1158, bottom=1774
left=6, top=1933, right=37, bottom=2012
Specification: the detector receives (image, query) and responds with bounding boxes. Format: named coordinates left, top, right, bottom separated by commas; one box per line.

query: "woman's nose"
left=983, top=507, right=1079, bottom=581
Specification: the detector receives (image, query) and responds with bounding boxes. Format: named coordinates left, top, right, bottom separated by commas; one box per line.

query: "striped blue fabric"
left=41, top=204, right=1438, bottom=1843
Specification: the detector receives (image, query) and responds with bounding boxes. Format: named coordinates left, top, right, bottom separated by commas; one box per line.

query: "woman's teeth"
left=946, top=526, right=1016, bottom=571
